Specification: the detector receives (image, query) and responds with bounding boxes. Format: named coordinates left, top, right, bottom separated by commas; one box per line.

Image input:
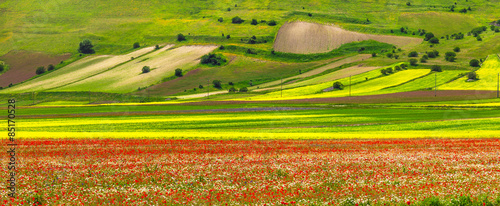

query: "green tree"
left=424, top=32, right=435, bottom=41
left=47, top=64, right=55, bottom=71
left=333, top=81, right=344, bottom=90
left=218, top=17, right=223, bottom=22
left=431, top=65, right=442, bottom=72
left=232, top=16, right=244, bottom=24
left=0, top=64, right=4, bottom=72
left=467, top=71, right=478, bottom=80
left=133, top=42, right=140, bottom=49
left=409, top=58, right=418, bottom=66
left=239, top=87, right=248, bottom=92
left=212, top=80, right=222, bottom=89
left=142, top=66, right=150, bottom=73
left=175, top=68, right=183, bottom=77
left=429, top=37, right=439, bottom=44
left=469, top=59, right=480, bottom=67
left=78, top=39, right=95, bottom=54
left=36, top=66, right=46, bottom=75
left=408, top=51, right=418, bottom=57
left=177, top=33, right=186, bottom=41
left=268, top=20, right=277, bottom=26
left=228, top=87, right=237, bottom=92
left=251, top=19, right=258, bottom=25
left=445, top=52, right=456, bottom=62
left=199, top=85, right=204, bottom=89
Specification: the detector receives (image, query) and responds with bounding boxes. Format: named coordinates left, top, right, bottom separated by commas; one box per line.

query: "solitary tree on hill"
left=78, top=39, right=95, bottom=54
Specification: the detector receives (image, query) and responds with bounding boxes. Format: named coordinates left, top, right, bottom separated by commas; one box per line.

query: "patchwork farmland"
left=1, top=0, right=500, bottom=205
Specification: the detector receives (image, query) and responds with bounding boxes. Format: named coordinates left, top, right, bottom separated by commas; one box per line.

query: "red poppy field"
left=2, top=139, right=500, bottom=205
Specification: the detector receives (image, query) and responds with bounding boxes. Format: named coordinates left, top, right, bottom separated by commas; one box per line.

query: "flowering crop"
left=1, top=139, right=500, bottom=205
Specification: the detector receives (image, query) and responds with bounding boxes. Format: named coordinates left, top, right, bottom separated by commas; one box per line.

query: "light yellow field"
left=1, top=46, right=157, bottom=93
left=440, top=54, right=500, bottom=90
left=52, top=45, right=218, bottom=93
left=273, top=21, right=422, bottom=54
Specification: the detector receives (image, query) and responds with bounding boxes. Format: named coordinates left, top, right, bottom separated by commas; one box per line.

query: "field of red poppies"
left=2, top=139, right=500, bottom=205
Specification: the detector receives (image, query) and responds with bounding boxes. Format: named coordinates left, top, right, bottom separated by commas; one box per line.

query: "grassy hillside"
left=440, top=54, right=500, bottom=90
left=1, top=0, right=498, bottom=57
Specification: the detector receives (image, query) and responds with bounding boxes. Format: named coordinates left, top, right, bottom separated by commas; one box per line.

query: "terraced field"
left=53, top=45, right=217, bottom=93
left=1, top=46, right=156, bottom=93
left=440, top=54, right=500, bottom=90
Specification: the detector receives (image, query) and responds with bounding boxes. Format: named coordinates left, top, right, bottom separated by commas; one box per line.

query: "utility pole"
left=349, top=75, right=351, bottom=97
left=435, top=73, right=437, bottom=97
left=281, top=78, right=283, bottom=98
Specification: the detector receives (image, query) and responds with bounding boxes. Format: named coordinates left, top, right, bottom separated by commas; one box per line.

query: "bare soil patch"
left=273, top=21, right=422, bottom=54
left=0, top=50, right=70, bottom=87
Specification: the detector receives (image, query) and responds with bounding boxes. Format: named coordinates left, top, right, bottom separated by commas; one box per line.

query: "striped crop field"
left=440, top=54, right=500, bottom=90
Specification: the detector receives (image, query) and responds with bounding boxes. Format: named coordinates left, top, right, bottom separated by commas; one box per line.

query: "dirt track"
left=273, top=21, right=423, bottom=54
left=0, top=50, right=70, bottom=87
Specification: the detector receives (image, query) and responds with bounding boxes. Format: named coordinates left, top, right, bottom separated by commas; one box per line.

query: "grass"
left=398, top=12, right=480, bottom=37
left=440, top=54, right=500, bottom=90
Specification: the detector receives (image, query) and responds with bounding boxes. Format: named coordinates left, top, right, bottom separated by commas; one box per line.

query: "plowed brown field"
left=273, top=21, right=423, bottom=54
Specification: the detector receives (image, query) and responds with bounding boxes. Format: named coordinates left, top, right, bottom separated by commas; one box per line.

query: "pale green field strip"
left=0, top=46, right=157, bottom=93
left=440, top=54, right=500, bottom=90
left=252, top=54, right=370, bottom=91
left=248, top=67, right=428, bottom=100
left=364, top=70, right=465, bottom=95
left=34, top=101, right=89, bottom=106
left=53, top=45, right=218, bottom=93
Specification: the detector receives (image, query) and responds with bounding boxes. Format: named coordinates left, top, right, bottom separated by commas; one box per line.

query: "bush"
left=420, top=57, right=427, bottom=63
left=36, top=66, right=46, bottom=75
left=155, top=45, right=160, bottom=50
left=133, top=42, right=140, bottom=49
left=468, top=71, right=478, bottom=80
left=496, top=28, right=500, bottom=33
left=177, top=33, right=186, bottom=41
left=142, top=66, right=150, bottom=73
left=333, top=81, right=344, bottom=90
left=422, top=54, right=428, bottom=60
left=199, top=85, right=204, bottom=89
left=219, top=45, right=225, bottom=50
left=212, top=80, right=222, bottom=89
left=228, top=87, right=237, bottom=92
left=424, top=32, right=435, bottom=41
left=308, top=13, right=312, bottom=17
left=201, top=53, right=227, bottom=66
left=477, top=36, right=482, bottom=41
left=409, top=58, right=418, bottom=66
left=232, top=16, right=244, bottom=24
left=386, top=53, right=393, bottom=58
left=47, top=64, right=55, bottom=71
left=445, top=52, right=456, bottom=62
left=408, top=51, right=418, bottom=57
left=226, top=35, right=231, bottom=39
left=381, top=68, right=393, bottom=75
left=427, top=51, right=436, bottom=58
left=239, top=87, right=248, bottom=92
left=246, top=49, right=257, bottom=54
left=78, top=39, right=95, bottom=54
left=251, top=19, right=258, bottom=25
left=268, top=20, right=277, bottom=26
left=429, top=37, right=439, bottom=44
left=431, top=65, right=442, bottom=72
left=469, top=59, right=480, bottom=67
left=0, top=64, right=3, bottom=72
left=394, top=54, right=399, bottom=59
left=175, top=68, right=183, bottom=77
left=371, top=52, right=377, bottom=57
left=400, top=64, right=408, bottom=69
left=394, top=65, right=402, bottom=71
left=218, top=17, right=223, bottom=22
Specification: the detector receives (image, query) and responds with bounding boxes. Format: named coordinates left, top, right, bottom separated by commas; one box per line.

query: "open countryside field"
left=273, top=21, right=422, bottom=54
left=440, top=54, right=500, bottom=90
left=53, top=45, right=217, bottom=93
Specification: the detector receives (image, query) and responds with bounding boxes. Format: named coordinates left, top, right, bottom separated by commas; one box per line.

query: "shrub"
left=445, top=52, right=456, bottom=62
left=36, top=66, right=46, bottom=75
left=427, top=51, right=436, bottom=58
left=232, top=16, right=244, bottom=24
left=47, top=64, right=55, bottom=71
left=406, top=2, right=411, bottom=6
left=467, top=71, right=478, bottom=80
left=409, top=58, right=418, bottom=66
left=175, top=68, right=183, bottom=77
left=142, top=66, right=150, bottom=73
left=9, top=83, right=13, bottom=87
left=212, top=80, right=222, bottom=89
left=307, top=13, right=312, bottom=17
left=227, top=7, right=231, bottom=11
left=251, top=19, right=258, bottom=25
left=431, top=65, right=442, bottom=72
left=371, top=52, right=377, bottom=57
left=432, top=50, right=439, bottom=57
left=395, top=65, right=402, bottom=71
left=155, top=45, right=160, bottom=50
left=239, top=87, right=248, bottom=92
left=0, top=64, right=3, bottom=72
left=78, top=39, right=95, bottom=54
left=226, top=35, right=231, bottom=39
left=218, top=17, right=223, bottom=23
left=381, top=68, right=393, bottom=75
left=496, top=28, right=500, bottom=33
left=469, top=59, right=480, bottom=67
left=408, top=51, right=418, bottom=57
left=333, top=81, right=344, bottom=90
left=424, top=32, right=435, bottom=41
left=177, top=33, right=186, bottom=41
left=246, top=49, right=257, bottom=54
left=477, top=36, right=482, bottom=41
left=201, top=53, right=227, bottom=66
left=219, top=45, right=225, bottom=50
left=133, top=42, right=140, bottom=49
left=386, top=53, right=393, bottom=58
left=422, top=54, right=428, bottom=60
left=400, top=64, right=408, bottom=69
left=394, top=54, right=399, bottom=59
left=420, top=57, right=427, bottom=63
left=228, top=87, right=237, bottom=92
left=429, top=37, right=439, bottom=44
left=268, top=20, right=277, bottom=26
